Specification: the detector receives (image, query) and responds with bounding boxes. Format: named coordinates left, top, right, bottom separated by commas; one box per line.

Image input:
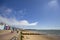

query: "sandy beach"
left=22, top=35, right=60, bottom=40
left=22, top=30, right=60, bottom=40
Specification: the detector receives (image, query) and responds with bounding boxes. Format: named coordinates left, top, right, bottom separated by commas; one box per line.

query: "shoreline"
left=21, top=30, right=60, bottom=40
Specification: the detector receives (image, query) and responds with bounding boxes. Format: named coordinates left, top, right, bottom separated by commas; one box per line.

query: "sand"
left=22, top=30, right=60, bottom=40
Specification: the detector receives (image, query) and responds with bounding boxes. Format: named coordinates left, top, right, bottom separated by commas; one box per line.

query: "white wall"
left=0, top=25, right=4, bottom=30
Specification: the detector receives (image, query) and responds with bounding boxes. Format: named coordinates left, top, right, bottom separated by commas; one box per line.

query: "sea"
left=26, top=29, right=60, bottom=36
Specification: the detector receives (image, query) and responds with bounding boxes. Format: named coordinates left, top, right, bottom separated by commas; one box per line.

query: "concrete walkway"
left=0, top=30, right=20, bottom=40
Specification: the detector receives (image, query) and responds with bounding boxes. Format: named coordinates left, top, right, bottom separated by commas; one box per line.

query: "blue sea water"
left=28, top=30, right=60, bottom=36
left=35, top=30, right=60, bottom=36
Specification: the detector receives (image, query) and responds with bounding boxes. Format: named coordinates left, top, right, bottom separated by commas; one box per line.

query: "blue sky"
left=0, top=0, right=60, bottom=29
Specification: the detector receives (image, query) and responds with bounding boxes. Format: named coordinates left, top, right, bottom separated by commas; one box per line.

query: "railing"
left=10, top=36, right=17, bottom=40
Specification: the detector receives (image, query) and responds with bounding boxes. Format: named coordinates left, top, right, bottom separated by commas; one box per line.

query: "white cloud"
left=18, top=9, right=27, bottom=16
left=0, top=7, right=13, bottom=18
left=0, top=7, right=12, bottom=14
left=0, top=16, right=38, bottom=27
left=0, top=7, right=27, bottom=18
left=0, top=7, right=38, bottom=28
left=4, top=8, right=12, bottom=14
left=19, top=20, right=38, bottom=26
left=48, top=0, right=59, bottom=9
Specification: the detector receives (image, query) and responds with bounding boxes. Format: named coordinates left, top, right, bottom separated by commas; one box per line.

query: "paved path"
left=0, top=31, right=20, bottom=40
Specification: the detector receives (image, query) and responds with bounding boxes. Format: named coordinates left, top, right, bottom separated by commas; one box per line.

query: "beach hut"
left=0, top=24, right=5, bottom=30
left=0, top=23, right=5, bottom=30
left=4, top=25, right=10, bottom=30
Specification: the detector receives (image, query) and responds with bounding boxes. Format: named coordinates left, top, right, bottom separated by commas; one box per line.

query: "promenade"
left=0, top=30, right=20, bottom=40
